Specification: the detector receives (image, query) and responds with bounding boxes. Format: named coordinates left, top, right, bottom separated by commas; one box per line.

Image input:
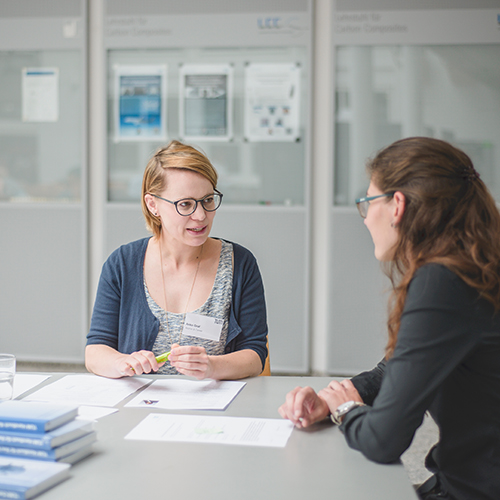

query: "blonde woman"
left=86, top=141, right=267, bottom=380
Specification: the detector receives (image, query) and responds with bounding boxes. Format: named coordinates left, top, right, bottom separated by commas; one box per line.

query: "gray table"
left=21, top=375, right=417, bottom=499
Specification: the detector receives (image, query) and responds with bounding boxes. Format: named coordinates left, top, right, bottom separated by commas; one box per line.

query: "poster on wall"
left=114, top=65, right=167, bottom=142
left=22, top=68, right=59, bottom=122
left=244, top=63, right=301, bottom=142
left=179, top=64, right=233, bottom=142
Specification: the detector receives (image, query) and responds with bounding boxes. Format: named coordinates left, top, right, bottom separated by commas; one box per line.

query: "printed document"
left=24, top=374, right=151, bottom=407
left=13, top=374, right=50, bottom=399
left=125, top=379, right=245, bottom=410
left=125, top=413, right=295, bottom=448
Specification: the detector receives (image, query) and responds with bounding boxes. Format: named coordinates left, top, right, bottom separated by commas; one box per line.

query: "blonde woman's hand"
left=116, top=350, right=164, bottom=377
left=168, top=343, right=214, bottom=380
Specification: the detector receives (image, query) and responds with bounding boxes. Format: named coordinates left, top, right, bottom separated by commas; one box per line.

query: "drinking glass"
left=0, top=354, right=16, bottom=401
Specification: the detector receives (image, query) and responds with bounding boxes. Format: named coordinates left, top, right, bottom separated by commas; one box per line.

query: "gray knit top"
left=145, top=240, right=232, bottom=375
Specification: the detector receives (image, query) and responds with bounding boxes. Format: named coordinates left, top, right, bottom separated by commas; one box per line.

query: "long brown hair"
left=368, top=137, right=500, bottom=358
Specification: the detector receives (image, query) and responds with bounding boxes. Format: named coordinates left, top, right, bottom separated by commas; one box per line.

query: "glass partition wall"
left=0, top=0, right=87, bottom=363
left=107, top=47, right=308, bottom=207
left=0, top=51, right=83, bottom=202
left=334, top=44, right=500, bottom=205
left=327, top=41, right=500, bottom=375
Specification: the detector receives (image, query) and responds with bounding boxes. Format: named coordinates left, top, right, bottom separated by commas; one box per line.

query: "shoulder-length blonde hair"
left=368, top=137, right=500, bottom=358
left=141, top=140, right=218, bottom=238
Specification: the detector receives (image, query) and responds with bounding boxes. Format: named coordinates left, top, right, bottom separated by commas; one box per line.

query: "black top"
left=345, top=264, right=500, bottom=500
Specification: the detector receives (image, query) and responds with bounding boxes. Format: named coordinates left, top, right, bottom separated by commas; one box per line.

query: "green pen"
left=155, top=351, right=171, bottom=363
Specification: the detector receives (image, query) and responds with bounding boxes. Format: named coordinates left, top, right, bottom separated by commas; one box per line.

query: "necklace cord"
left=159, top=240, right=203, bottom=346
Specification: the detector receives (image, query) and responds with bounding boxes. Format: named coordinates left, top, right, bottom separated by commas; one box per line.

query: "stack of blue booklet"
left=0, top=400, right=96, bottom=465
left=0, top=456, right=70, bottom=500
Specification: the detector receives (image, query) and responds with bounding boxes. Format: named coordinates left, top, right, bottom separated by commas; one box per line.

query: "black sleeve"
left=350, top=358, right=387, bottom=406
left=339, top=265, right=479, bottom=463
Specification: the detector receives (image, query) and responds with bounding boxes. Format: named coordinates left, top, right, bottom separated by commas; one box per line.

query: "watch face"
left=338, top=401, right=356, bottom=415
left=331, top=401, right=365, bottom=425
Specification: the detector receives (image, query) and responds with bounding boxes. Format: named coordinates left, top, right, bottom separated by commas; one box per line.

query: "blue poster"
left=115, top=66, right=167, bottom=142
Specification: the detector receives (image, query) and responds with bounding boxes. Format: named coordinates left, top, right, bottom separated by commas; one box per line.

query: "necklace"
left=158, top=240, right=203, bottom=346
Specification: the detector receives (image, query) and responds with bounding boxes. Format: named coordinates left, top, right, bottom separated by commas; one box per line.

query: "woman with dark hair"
left=279, top=137, right=500, bottom=500
left=86, top=140, right=268, bottom=380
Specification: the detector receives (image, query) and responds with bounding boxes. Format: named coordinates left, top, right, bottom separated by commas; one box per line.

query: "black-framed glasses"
left=151, top=190, right=223, bottom=216
left=355, top=193, right=392, bottom=219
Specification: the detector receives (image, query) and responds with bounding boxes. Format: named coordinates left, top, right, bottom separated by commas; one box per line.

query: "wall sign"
left=114, top=64, right=167, bottom=142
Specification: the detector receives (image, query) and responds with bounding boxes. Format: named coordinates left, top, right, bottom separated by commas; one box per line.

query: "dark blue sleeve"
left=225, top=242, right=268, bottom=370
left=86, top=254, right=122, bottom=349
left=86, top=239, right=159, bottom=354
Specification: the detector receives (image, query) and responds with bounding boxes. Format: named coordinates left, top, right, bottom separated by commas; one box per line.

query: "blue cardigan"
left=86, top=238, right=268, bottom=369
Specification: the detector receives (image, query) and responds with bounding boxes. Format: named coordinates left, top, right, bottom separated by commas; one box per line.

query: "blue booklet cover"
left=0, top=419, right=94, bottom=450
left=0, top=456, right=70, bottom=500
left=58, top=443, right=94, bottom=465
left=0, top=401, right=78, bottom=434
left=0, top=431, right=97, bottom=461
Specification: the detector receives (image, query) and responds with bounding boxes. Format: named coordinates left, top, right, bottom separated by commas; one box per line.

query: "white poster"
left=22, top=68, right=59, bottom=122
left=244, top=63, right=301, bottom=142
left=114, top=65, right=167, bottom=142
left=179, top=64, right=233, bottom=142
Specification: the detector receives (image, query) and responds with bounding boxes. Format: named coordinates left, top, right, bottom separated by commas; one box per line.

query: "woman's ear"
left=144, top=194, right=158, bottom=216
left=392, top=191, right=406, bottom=225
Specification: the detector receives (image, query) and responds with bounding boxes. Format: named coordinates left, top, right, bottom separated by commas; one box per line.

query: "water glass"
left=0, top=354, right=16, bottom=401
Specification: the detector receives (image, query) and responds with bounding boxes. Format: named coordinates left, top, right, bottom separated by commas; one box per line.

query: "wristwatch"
left=330, top=401, right=366, bottom=425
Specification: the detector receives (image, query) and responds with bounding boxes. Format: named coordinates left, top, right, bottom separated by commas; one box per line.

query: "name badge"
left=182, top=312, right=223, bottom=342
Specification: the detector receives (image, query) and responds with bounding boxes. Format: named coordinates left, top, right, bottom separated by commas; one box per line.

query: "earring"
left=391, top=222, right=397, bottom=228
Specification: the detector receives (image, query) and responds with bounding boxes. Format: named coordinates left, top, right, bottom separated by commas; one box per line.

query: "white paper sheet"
left=179, top=64, right=233, bottom=142
left=125, top=413, right=295, bottom=448
left=244, top=63, right=301, bottom=142
left=13, top=373, right=50, bottom=399
left=22, top=68, right=59, bottom=122
left=24, top=374, right=151, bottom=407
left=125, top=379, right=245, bottom=410
left=77, top=405, right=118, bottom=421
